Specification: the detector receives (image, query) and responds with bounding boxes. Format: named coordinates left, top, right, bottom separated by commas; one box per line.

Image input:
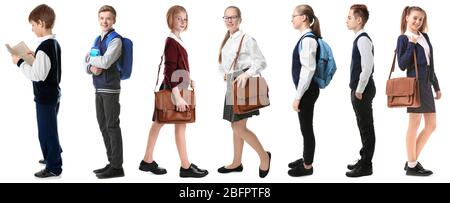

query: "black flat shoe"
left=259, top=151, right=271, bottom=178
left=347, top=160, right=360, bottom=170
left=93, top=164, right=111, bottom=174
left=346, top=164, right=373, bottom=178
left=96, top=167, right=125, bottom=179
left=288, top=158, right=303, bottom=168
left=288, top=164, right=313, bottom=177
left=180, top=164, right=208, bottom=178
left=218, top=164, right=243, bottom=173
left=34, top=169, right=59, bottom=178
left=139, top=160, right=167, bottom=175
left=406, top=162, right=433, bottom=176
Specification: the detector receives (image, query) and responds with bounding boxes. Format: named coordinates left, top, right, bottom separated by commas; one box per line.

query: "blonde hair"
left=166, top=5, right=188, bottom=30
left=294, top=4, right=321, bottom=38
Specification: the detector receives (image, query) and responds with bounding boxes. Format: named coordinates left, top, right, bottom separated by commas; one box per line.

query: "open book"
left=5, top=41, right=35, bottom=65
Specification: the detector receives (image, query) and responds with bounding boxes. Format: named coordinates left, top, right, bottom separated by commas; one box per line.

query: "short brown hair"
left=98, top=5, right=117, bottom=22
left=28, top=4, right=55, bottom=29
left=166, top=5, right=188, bottom=30
left=350, top=4, right=369, bottom=26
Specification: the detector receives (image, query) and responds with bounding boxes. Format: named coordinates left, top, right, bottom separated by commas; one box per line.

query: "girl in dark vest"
left=396, top=6, right=441, bottom=176
left=288, top=4, right=321, bottom=177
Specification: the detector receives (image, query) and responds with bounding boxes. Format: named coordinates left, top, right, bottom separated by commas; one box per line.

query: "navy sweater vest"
left=349, top=33, right=374, bottom=91
left=33, top=39, right=61, bottom=104
left=93, top=30, right=121, bottom=92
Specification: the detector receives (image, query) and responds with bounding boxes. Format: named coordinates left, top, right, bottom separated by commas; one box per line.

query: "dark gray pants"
left=96, top=93, right=123, bottom=169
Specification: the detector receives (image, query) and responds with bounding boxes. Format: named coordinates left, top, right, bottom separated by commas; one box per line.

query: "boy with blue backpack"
left=288, top=4, right=337, bottom=177
left=345, top=4, right=375, bottom=178
left=85, top=5, right=132, bottom=179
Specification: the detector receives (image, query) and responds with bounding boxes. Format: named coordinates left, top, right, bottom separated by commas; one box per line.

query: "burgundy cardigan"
left=163, top=37, right=190, bottom=89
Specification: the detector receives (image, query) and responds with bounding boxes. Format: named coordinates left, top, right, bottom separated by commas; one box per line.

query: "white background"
left=0, top=0, right=447, bottom=183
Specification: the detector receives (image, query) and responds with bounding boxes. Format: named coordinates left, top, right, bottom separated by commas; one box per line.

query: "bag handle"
left=155, top=40, right=193, bottom=92
left=388, top=49, right=419, bottom=81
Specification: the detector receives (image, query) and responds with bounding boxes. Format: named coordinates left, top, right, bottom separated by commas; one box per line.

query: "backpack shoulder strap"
left=104, top=31, right=121, bottom=48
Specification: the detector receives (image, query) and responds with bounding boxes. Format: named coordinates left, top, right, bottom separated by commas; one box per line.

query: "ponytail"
left=295, top=4, right=321, bottom=38
left=218, top=31, right=230, bottom=63
left=310, top=15, right=321, bottom=38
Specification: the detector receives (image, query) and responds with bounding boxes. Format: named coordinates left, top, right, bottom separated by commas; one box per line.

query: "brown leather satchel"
left=154, top=54, right=195, bottom=124
left=230, top=34, right=270, bottom=114
left=386, top=50, right=420, bottom=108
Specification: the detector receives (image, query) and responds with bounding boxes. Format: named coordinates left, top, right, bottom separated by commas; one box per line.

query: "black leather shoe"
left=346, top=164, right=373, bottom=178
left=288, top=164, right=313, bottom=177
left=34, top=169, right=59, bottom=178
left=288, top=158, right=303, bottom=168
left=93, top=164, right=111, bottom=174
left=39, top=159, right=46, bottom=165
left=404, top=162, right=408, bottom=171
left=259, top=151, right=271, bottom=178
left=139, top=160, right=167, bottom=175
left=218, top=164, right=243, bottom=173
left=180, top=164, right=208, bottom=178
left=96, top=167, right=125, bottom=179
left=347, top=160, right=360, bottom=170
left=406, top=162, right=433, bottom=176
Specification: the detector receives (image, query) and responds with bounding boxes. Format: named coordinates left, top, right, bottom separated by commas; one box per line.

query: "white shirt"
left=295, top=28, right=318, bottom=100
left=219, top=30, right=266, bottom=77
left=404, top=30, right=430, bottom=65
left=355, top=29, right=374, bottom=94
left=19, top=34, right=56, bottom=82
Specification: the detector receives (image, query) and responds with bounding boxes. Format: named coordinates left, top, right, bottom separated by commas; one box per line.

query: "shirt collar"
left=404, top=29, right=422, bottom=38
left=168, top=32, right=186, bottom=48
left=38, top=34, right=56, bottom=44
left=300, top=28, right=313, bottom=38
left=354, top=29, right=366, bottom=39
left=229, top=30, right=243, bottom=40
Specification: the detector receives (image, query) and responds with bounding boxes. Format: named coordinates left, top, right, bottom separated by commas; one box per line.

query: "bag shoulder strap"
left=229, top=34, right=246, bottom=71
left=388, top=49, right=419, bottom=81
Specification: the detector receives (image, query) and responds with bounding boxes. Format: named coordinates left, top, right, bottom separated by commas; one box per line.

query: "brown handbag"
left=386, top=50, right=420, bottom=108
left=154, top=53, right=195, bottom=124
left=230, top=35, right=270, bottom=114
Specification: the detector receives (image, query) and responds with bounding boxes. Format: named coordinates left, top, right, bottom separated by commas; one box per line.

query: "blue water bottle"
left=90, top=48, right=100, bottom=57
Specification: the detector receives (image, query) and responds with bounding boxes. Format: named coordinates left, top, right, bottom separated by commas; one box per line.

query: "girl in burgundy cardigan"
left=139, top=5, right=208, bottom=178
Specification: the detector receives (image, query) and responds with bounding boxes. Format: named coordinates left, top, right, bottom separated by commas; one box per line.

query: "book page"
left=5, top=41, right=35, bottom=65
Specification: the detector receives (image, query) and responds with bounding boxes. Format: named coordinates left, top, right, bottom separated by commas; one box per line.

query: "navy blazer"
left=396, top=33, right=440, bottom=91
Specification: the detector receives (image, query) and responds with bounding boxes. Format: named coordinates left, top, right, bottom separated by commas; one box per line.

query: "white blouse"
left=404, top=30, right=430, bottom=65
left=219, top=30, right=266, bottom=77
left=295, top=28, right=318, bottom=100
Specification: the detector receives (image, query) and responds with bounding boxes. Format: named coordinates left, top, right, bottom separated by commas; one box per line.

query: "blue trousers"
left=36, top=102, right=62, bottom=175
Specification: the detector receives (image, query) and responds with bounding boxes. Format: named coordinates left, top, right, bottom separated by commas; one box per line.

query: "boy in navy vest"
left=11, top=4, right=62, bottom=178
left=345, top=4, right=376, bottom=178
left=85, top=5, right=124, bottom=179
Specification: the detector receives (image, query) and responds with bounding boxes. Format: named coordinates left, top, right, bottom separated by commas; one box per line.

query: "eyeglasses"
left=292, top=14, right=304, bottom=19
left=223, top=15, right=239, bottom=21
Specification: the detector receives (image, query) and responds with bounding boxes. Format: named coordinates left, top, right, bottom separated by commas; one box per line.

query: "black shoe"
left=96, top=167, right=125, bottom=179
left=288, top=158, right=303, bottom=168
left=139, top=160, right=167, bottom=175
left=259, top=151, right=271, bottom=178
left=347, top=160, right=360, bottom=170
left=218, top=164, right=243, bottom=173
left=406, top=162, right=433, bottom=176
left=180, top=164, right=208, bottom=178
left=93, top=164, right=111, bottom=174
left=39, top=159, right=46, bottom=165
left=404, top=162, right=408, bottom=171
left=288, top=164, right=313, bottom=177
left=34, top=169, right=59, bottom=178
left=346, top=164, right=373, bottom=178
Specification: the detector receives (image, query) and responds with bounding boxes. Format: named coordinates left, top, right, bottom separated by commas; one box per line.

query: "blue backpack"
left=300, top=32, right=337, bottom=89
left=93, top=31, right=133, bottom=80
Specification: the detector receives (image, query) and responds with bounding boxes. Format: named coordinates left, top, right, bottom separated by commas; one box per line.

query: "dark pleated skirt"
left=407, top=80, right=436, bottom=113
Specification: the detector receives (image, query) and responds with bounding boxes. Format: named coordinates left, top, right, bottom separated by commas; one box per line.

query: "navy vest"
left=33, top=39, right=61, bottom=104
left=93, top=30, right=121, bottom=92
left=349, top=33, right=374, bottom=91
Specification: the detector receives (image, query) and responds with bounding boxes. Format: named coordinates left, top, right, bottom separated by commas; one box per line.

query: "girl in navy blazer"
left=396, top=6, right=441, bottom=176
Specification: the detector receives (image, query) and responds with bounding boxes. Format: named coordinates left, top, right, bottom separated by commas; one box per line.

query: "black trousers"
left=96, top=93, right=123, bottom=169
left=351, top=85, right=376, bottom=166
left=297, top=82, right=320, bottom=165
